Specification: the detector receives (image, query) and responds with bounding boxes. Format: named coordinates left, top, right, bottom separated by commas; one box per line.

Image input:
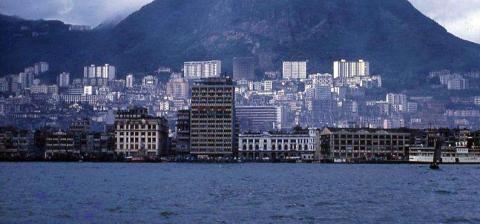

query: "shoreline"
left=1, top=159, right=480, bottom=165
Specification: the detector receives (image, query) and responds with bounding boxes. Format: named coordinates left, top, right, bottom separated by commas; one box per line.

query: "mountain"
left=0, top=14, right=102, bottom=75
left=1, top=0, right=480, bottom=89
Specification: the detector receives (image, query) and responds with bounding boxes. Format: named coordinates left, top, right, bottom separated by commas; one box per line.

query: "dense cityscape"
left=0, top=58, right=479, bottom=162
left=3, top=1, right=480, bottom=223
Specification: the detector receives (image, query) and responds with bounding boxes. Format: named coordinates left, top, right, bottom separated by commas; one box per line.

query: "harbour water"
left=1, top=163, right=480, bottom=223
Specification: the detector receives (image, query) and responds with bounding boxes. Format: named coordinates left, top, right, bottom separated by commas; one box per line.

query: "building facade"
left=183, top=60, right=221, bottom=79
left=318, top=127, right=410, bottom=162
left=45, top=131, right=77, bottom=158
left=233, top=57, right=255, bottom=80
left=175, top=109, right=190, bottom=156
left=57, top=72, right=70, bottom=88
left=166, top=73, right=189, bottom=99
left=282, top=61, right=307, bottom=79
left=190, top=77, right=235, bottom=156
left=333, top=59, right=369, bottom=78
left=114, top=107, right=168, bottom=158
left=125, top=74, right=134, bottom=88
left=83, top=64, right=116, bottom=86
left=236, top=106, right=282, bottom=131
left=238, top=128, right=316, bottom=161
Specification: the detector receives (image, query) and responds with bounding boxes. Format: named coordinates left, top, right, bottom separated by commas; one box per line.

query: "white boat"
left=409, top=145, right=480, bottom=164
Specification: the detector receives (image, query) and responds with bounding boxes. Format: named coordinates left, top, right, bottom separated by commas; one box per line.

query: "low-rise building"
left=45, top=131, right=78, bottom=159
left=318, top=127, right=410, bottom=162
left=114, top=107, right=168, bottom=158
left=0, top=127, right=33, bottom=159
left=238, top=127, right=316, bottom=161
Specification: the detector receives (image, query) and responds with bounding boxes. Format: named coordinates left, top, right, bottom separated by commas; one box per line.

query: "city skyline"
left=1, top=1, right=480, bottom=223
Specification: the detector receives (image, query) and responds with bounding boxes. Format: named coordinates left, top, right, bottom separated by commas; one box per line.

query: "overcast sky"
left=0, top=0, right=479, bottom=43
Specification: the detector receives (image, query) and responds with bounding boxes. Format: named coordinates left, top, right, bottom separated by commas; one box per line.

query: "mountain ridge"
left=1, top=0, right=479, bottom=89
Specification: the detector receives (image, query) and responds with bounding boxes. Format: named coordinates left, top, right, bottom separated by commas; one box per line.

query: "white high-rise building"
left=142, top=75, right=158, bottom=87
left=183, top=60, right=221, bottom=79
left=33, top=62, right=49, bottom=75
left=84, top=65, right=96, bottom=78
left=102, top=64, right=116, bottom=80
left=264, top=80, right=273, bottom=92
left=386, top=93, right=408, bottom=112
left=83, top=64, right=116, bottom=80
left=166, top=73, right=189, bottom=99
left=333, top=59, right=369, bottom=78
left=57, top=72, right=70, bottom=88
left=125, top=74, right=134, bottom=88
left=83, top=86, right=93, bottom=96
left=282, top=61, right=307, bottom=79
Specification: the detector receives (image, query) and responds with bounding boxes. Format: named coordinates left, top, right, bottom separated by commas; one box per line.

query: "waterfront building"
left=114, top=107, right=169, bottom=158
left=238, top=127, right=316, bottom=161
left=175, top=109, right=190, bottom=156
left=183, top=60, right=221, bottom=79
left=190, top=77, right=235, bottom=157
left=282, top=61, right=307, bottom=79
left=236, top=106, right=282, bottom=131
left=57, top=72, right=70, bottom=88
left=166, top=73, right=189, bottom=99
left=318, top=127, right=410, bottom=162
left=0, top=127, right=33, bottom=159
left=233, top=57, right=255, bottom=80
left=45, top=131, right=77, bottom=158
left=333, top=59, right=369, bottom=78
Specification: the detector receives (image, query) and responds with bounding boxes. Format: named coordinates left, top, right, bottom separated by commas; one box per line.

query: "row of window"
left=117, top=132, right=157, bottom=136
left=332, top=147, right=405, bottom=151
left=240, top=144, right=312, bottom=151
left=117, top=144, right=158, bottom=150
left=332, top=140, right=406, bottom=145
left=241, top=138, right=312, bottom=144
left=117, top=137, right=157, bottom=143
left=116, top=124, right=159, bottom=130
left=330, top=134, right=407, bottom=139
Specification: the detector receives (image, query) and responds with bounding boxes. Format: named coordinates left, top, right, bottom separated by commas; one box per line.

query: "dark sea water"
left=1, top=163, right=480, bottom=224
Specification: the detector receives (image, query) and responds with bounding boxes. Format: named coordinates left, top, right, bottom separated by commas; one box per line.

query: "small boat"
left=430, top=137, right=442, bottom=170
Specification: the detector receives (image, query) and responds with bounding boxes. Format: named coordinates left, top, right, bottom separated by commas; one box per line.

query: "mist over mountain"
left=1, top=0, right=480, bottom=89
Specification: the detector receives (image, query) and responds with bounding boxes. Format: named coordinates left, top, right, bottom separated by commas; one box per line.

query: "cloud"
left=408, top=0, right=480, bottom=43
left=0, top=0, right=153, bottom=26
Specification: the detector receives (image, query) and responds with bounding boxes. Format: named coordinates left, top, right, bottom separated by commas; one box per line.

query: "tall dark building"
left=233, top=57, right=255, bottom=80
left=190, top=77, right=235, bottom=157
left=175, top=109, right=190, bottom=156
